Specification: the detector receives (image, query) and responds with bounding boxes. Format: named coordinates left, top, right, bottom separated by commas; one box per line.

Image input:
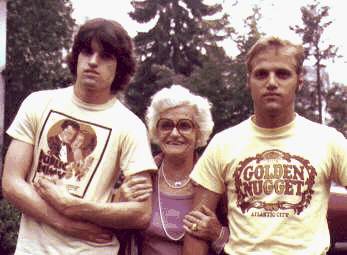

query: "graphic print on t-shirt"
left=32, top=110, right=111, bottom=198
left=233, top=149, right=317, bottom=217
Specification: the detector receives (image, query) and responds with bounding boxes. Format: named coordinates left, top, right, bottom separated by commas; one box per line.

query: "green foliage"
left=0, top=199, right=20, bottom=255
left=126, top=0, right=233, bottom=120
left=187, top=46, right=252, bottom=135
left=130, top=0, right=231, bottom=74
left=296, top=78, right=320, bottom=123
left=190, top=6, right=262, bottom=135
left=291, top=1, right=340, bottom=123
left=232, top=5, right=263, bottom=56
left=202, top=6, right=264, bottom=134
left=326, top=83, right=347, bottom=136
left=4, top=0, right=75, bottom=132
left=126, top=2, right=265, bottom=136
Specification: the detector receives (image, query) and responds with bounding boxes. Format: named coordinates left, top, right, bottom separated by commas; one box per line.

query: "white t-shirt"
left=191, top=114, right=347, bottom=255
left=7, top=86, right=157, bottom=255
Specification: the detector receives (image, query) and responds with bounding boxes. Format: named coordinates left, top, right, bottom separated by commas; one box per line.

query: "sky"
left=70, top=0, right=347, bottom=84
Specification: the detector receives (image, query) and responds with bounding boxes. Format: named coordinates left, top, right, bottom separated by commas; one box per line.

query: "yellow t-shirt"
left=191, top=115, right=347, bottom=255
left=7, top=86, right=157, bottom=255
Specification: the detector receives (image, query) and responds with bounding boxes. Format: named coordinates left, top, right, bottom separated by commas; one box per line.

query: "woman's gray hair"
left=146, top=84, right=214, bottom=148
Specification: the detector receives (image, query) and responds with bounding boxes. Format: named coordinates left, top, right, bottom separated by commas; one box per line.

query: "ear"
left=195, top=128, right=202, bottom=148
left=296, top=72, right=304, bottom=92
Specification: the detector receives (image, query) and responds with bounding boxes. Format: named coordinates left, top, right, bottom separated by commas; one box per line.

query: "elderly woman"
left=118, top=85, right=229, bottom=255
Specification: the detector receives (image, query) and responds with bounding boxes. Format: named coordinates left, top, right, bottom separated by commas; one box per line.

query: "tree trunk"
left=316, top=66, right=322, bottom=123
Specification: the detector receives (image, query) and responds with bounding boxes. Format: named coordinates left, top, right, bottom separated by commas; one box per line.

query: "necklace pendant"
left=174, top=181, right=182, bottom=187
left=161, top=161, right=190, bottom=189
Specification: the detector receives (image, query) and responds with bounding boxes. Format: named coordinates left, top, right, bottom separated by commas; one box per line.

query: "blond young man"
left=183, top=36, right=347, bottom=255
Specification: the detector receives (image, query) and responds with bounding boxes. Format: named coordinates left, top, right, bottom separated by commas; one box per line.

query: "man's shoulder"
left=26, top=86, right=71, bottom=102
left=17, top=87, right=71, bottom=117
left=111, top=100, right=146, bottom=127
left=205, top=119, right=251, bottom=151
left=214, top=118, right=250, bottom=139
left=297, top=115, right=341, bottom=135
left=296, top=115, right=346, bottom=147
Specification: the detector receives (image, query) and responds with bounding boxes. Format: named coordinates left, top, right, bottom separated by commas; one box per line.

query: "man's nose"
left=88, top=53, right=98, bottom=66
left=266, top=72, right=278, bottom=89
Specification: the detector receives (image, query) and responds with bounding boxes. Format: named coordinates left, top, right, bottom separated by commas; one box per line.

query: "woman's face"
left=72, top=133, right=85, bottom=150
left=156, top=105, right=198, bottom=158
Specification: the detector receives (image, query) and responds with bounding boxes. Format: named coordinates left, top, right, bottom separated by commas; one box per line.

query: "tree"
left=126, top=0, right=232, bottom=119
left=1, top=1, right=75, bottom=254
left=325, top=82, right=347, bottom=137
left=188, top=6, right=263, bottom=134
left=4, top=0, right=75, bottom=137
left=0, top=199, right=21, bottom=255
left=186, top=48, right=249, bottom=134
left=290, top=0, right=339, bottom=123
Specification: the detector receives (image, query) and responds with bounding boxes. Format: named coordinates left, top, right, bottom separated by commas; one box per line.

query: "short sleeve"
left=6, top=93, right=41, bottom=144
left=331, top=130, right=347, bottom=186
left=190, top=133, right=226, bottom=194
left=120, top=120, right=157, bottom=176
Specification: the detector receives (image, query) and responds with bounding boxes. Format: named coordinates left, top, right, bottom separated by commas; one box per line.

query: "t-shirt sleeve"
left=120, top=121, right=157, bottom=176
left=190, top=134, right=226, bottom=194
left=330, top=129, right=347, bottom=186
left=6, top=93, right=40, bottom=145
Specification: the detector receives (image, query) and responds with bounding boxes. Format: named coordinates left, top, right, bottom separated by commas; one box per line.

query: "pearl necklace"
left=157, top=165, right=185, bottom=241
left=160, top=161, right=191, bottom=189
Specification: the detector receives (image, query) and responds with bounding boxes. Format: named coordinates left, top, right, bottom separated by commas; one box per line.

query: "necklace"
left=157, top=166, right=185, bottom=241
left=160, top=161, right=191, bottom=189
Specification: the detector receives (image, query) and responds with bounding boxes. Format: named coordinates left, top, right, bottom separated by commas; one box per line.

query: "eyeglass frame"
left=156, top=118, right=197, bottom=136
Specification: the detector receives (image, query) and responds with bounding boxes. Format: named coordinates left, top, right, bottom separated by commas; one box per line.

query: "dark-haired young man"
left=2, top=18, right=157, bottom=254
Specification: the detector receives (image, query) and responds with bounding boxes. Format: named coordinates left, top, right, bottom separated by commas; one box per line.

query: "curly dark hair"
left=61, top=119, right=80, bottom=131
left=66, top=18, right=136, bottom=93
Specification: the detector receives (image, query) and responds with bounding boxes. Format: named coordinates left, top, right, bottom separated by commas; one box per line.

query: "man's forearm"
left=183, top=234, right=209, bottom=255
left=34, top=171, right=153, bottom=230
left=3, top=178, right=75, bottom=231
left=2, top=140, right=65, bottom=229
left=64, top=198, right=152, bottom=229
left=182, top=184, right=221, bottom=255
left=4, top=180, right=114, bottom=242
left=3, top=140, right=114, bottom=243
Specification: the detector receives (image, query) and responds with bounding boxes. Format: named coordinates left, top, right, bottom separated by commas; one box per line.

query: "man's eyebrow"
left=253, top=68, right=268, bottom=73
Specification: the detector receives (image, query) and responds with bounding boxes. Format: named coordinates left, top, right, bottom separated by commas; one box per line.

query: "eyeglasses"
left=156, top=118, right=196, bottom=135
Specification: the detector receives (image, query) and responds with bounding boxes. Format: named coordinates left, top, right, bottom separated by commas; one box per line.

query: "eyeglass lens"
left=157, top=119, right=194, bottom=134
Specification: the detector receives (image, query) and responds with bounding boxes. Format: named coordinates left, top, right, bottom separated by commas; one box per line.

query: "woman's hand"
left=118, top=175, right=152, bottom=202
left=183, top=205, right=222, bottom=242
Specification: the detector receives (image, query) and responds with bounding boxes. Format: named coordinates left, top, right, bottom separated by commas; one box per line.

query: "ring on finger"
left=191, top=223, right=198, bottom=231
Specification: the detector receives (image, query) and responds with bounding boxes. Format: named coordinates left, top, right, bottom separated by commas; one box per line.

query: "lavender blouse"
left=141, top=174, right=193, bottom=255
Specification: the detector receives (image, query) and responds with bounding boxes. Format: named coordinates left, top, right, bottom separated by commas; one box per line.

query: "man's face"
left=61, top=125, right=78, bottom=145
left=247, top=47, right=302, bottom=120
left=75, top=38, right=117, bottom=99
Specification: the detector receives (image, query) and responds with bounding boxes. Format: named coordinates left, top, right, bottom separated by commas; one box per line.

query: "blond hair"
left=246, top=36, right=305, bottom=75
